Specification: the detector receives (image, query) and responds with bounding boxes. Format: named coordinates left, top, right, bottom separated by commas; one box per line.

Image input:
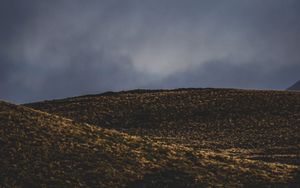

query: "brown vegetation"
left=27, top=88, right=300, bottom=165
left=0, top=88, right=300, bottom=187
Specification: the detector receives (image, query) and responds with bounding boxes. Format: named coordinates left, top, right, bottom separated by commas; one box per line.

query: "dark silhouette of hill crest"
left=288, top=80, right=300, bottom=91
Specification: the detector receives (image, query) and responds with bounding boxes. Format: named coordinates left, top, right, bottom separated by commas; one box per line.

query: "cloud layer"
left=1, top=0, right=300, bottom=103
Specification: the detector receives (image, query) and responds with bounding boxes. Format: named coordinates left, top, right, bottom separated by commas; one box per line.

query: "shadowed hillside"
left=288, top=81, right=300, bottom=91
left=26, top=88, right=300, bottom=166
left=1, top=100, right=299, bottom=187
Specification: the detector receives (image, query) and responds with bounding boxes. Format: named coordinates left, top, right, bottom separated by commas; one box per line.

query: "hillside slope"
left=2, top=100, right=299, bottom=187
left=26, top=88, right=300, bottom=165
left=288, top=80, right=300, bottom=91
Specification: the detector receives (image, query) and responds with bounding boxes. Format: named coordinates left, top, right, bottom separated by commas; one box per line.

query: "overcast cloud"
left=1, top=0, right=300, bottom=103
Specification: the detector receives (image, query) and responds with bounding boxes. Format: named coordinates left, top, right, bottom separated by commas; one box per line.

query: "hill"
left=26, top=88, right=300, bottom=166
left=288, top=80, right=300, bottom=91
left=3, top=100, right=300, bottom=187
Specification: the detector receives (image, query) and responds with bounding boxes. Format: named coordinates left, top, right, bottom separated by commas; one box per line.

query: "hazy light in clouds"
left=0, top=0, right=300, bottom=103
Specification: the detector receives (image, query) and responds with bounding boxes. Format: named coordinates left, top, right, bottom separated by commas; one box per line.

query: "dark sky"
left=1, top=0, right=300, bottom=103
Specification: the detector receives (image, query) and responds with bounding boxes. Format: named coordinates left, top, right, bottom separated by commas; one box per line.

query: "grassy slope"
left=0, top=100, right=299, bottom=187
left=26, top=88, right=300, bottom=165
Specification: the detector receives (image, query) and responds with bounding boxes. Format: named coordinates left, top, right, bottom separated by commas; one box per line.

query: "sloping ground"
left=0, top=100, right=299, bottom=187
left=26, top=88, right=300, bottom=165
left=288, top=80, right=300, bottom=91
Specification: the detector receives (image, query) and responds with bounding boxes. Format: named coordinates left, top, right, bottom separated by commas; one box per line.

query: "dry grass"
left=27, top=88, right=300, bottom=165
left=0, top=99, right=298, bottom=187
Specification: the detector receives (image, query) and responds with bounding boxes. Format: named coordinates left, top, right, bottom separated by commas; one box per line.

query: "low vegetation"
left=0, top=99, right=299, bottom=187
left=27, top=88, right=300, bottom=165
